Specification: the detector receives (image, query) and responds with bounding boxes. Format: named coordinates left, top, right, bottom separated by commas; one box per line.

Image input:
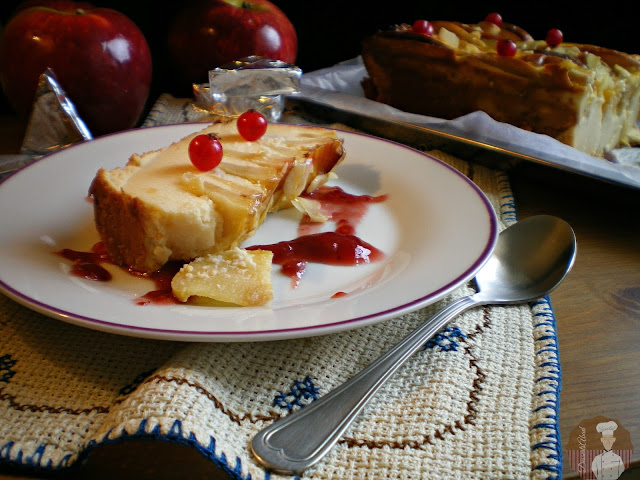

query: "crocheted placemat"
left=0, top=94, right=563, bottom=479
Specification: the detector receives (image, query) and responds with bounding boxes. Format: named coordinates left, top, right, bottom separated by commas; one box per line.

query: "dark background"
left=0, top=1, right=636, bottom=121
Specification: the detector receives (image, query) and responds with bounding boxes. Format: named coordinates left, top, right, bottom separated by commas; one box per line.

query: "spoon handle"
left=250, top=294, right=481, bottom=474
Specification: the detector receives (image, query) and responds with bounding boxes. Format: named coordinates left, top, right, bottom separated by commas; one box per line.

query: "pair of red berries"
left=188, top=109, right=267, bottom=172
left=485, top=12, right=563, bottom=57
left=496, top=27, right=563, bottom=57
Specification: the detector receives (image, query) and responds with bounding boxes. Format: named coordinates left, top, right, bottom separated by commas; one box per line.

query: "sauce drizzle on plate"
left=55, top=186, right=387, bottom=302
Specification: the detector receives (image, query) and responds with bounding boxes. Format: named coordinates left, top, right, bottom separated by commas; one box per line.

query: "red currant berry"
left=411, top=19, right=434, bottom=36
left=188, top=133, right=223, bottom=171
left=237, top=109, right=268, bottom=141
left=545, top=28, right=563, bottom=47
left=484, top=12, right=503, bottom=27
left=497, top=39, right=517, bottom=57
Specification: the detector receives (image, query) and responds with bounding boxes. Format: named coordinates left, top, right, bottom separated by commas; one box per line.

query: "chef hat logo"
left=596, top=420, right=618, bottom=437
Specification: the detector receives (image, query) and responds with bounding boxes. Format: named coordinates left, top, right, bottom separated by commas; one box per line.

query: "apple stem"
left=25, top=6, right=88, bottom=16
left=222, top=0, right=263, bottom=10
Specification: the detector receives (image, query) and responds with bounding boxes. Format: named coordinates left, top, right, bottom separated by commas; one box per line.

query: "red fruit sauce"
left=247, top=231, right=384, bottom=287
left=57, top=242, right=112, bottom=282
left=298, top=186, right=387, bottom=236
left=134, top=262, right=183, bottom=306
left=56, top=186, right=387, bottom=302
left=247, top=186, right=387, bottom=287
left=56, top=243, right=182, bottom=306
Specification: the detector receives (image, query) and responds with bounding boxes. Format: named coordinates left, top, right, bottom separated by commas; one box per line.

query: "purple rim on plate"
left=0, top=125, right=498, bottom=342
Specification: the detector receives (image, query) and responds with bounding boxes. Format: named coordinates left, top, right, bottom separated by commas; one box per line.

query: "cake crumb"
left=171, top=247, right=273, bottom=306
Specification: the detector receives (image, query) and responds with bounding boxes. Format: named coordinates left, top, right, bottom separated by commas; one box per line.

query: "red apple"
left=167, top=0, right=297, bottom=85
left=0, top=1, right=152, bottom=136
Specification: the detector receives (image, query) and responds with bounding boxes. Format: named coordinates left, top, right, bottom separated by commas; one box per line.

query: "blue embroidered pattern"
left=0, top=354, right=16, bottom=383
left=529, top=298, right=563, bottom=479
left=497, top=171, right=518, bottom=224
left=273, top=376, right=319, bottom=412
left=424, top=326, right=466, bottom=352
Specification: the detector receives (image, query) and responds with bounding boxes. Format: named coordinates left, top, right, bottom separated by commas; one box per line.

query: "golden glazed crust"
left=361, top=21, right=640, bottom=155
left=362, top=34, right=584, bottom=135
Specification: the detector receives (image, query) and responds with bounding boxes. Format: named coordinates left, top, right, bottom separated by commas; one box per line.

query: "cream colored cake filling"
left=117, top=123, right=340, bottom=260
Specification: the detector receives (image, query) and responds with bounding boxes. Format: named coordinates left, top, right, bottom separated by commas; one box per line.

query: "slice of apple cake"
left=89, top=121, right=345, bottom=273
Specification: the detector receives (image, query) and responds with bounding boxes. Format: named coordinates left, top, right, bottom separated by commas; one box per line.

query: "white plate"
left=0, top=124, right=497, bottom=342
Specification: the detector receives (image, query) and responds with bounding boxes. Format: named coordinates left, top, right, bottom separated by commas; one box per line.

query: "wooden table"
left=1, top=113, right=638, bottom=480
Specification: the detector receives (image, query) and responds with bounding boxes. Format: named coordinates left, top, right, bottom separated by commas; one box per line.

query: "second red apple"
left=167, top=0, right=297, bottom=85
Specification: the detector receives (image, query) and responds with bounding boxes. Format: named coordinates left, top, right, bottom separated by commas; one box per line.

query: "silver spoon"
left=250, top=215, right=576, bottom=475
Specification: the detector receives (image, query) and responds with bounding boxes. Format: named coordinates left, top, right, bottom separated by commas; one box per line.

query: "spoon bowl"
left=474, top=214, right=576, bottom=303
left=251, top=215, right=577, bottom=475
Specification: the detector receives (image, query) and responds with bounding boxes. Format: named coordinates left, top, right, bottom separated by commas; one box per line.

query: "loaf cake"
left=361, top=19, right=640, bottom=156
left=89, top=121, right=345, bottom=273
